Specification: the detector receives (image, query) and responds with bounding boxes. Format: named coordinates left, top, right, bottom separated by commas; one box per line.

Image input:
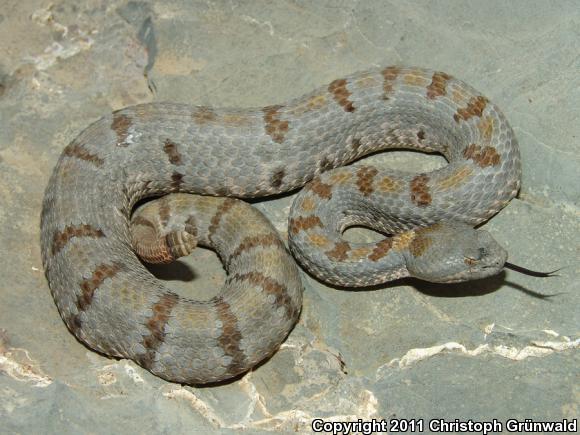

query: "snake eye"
left=464, top=257, right=477, bottom=266
left=465, top=248, right=486, bottom=266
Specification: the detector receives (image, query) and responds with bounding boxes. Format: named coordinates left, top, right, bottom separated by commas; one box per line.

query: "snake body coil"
left=41, top=67, right=520, bottom=383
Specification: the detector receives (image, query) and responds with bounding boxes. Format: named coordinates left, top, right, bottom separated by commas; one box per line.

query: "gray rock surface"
left=1, top=0, right=578, bottom=433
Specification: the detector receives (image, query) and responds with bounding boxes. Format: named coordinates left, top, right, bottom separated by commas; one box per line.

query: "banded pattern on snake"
left=41, top=66, right=520, bottom=383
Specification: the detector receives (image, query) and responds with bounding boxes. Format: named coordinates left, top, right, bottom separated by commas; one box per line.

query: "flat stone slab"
left=1, top=0, right=578, bottom=432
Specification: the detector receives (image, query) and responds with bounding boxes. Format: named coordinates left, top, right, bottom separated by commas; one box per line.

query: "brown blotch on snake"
left=193, top=107, right=217, bottom=124
left=163, top=139, right=183, bottom=165
left=213, top=296, right=246, bottom=374
left=233, top=271, right=298, bottom=320
left=305, top=176, right=333, bottom=199
left=208, top=198, right=237, bottom=242
left=368, top=238, right=394, bottom=261
left=326, top=241, right=351, bottom=261
left=463, top=144, right=501, bottom=168
left=139, top=292, right=180, bottom=370
left=63, top=143, right=104, bottom=167
left=52, top=224, right=105, bottom=255
left=454, top=96, right=489, bottom=122
left=410, top=174, right=432, bottom=207
left=356, top=166, right=379, bottom=196
left=263, top=105, right=289, bottom=144
left=270, top=168, right=285, bottom=189
left=426, top=71, right=452, bottom=99
left=111, top=113, right=132, bottom=146
left=289, top=215, right=323, bottom=235
left=328, top=79, right=356, bottom=112
left=408, top=231, right=434, bottom=258
left=170, top=172, right=184, bottom=191
left=381, top=66, right=401, bottom=98
left=78, top=263, right=122, bottom=311
left=227, top=234, right=283, bottom=268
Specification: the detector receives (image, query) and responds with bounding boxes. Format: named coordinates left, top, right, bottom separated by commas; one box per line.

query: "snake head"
left=404, top=222, right=507, bottom=283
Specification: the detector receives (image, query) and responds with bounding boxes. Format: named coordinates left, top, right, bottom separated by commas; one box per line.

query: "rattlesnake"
left=41, top=66, right=521, bottom=384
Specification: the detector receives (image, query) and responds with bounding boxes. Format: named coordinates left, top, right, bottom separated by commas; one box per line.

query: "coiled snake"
left=41, top=66, right=522, bottom=384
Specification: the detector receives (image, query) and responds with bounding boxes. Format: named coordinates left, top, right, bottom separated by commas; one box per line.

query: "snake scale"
left=41, top=66, right=520, bottom=384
